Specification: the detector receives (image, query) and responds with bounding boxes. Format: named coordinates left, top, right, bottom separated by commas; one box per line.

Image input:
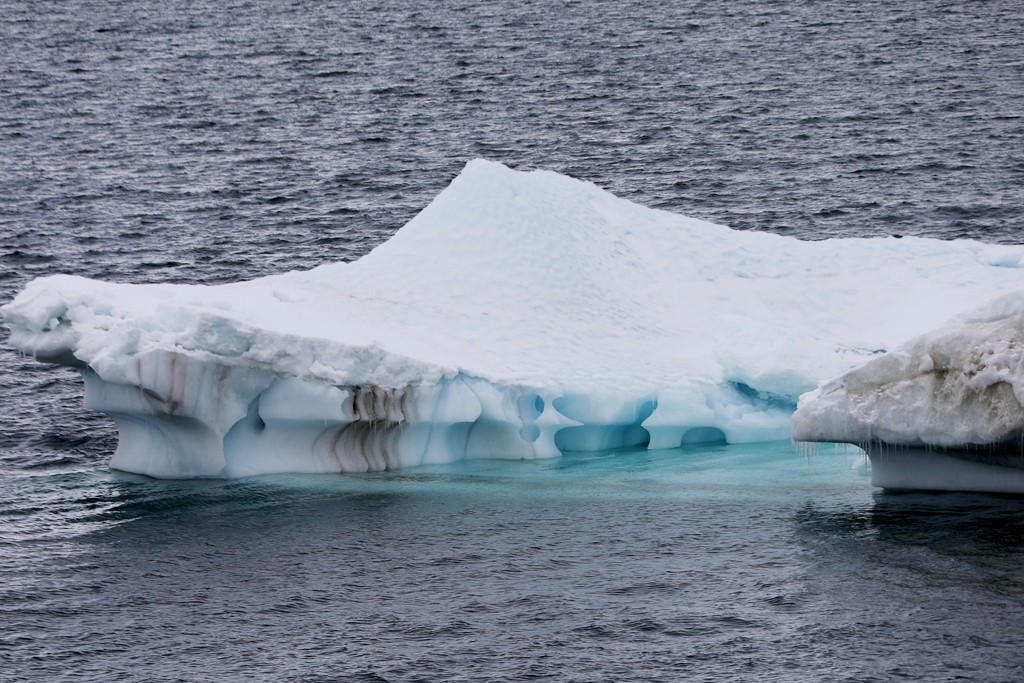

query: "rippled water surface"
left=2, top=0, right=1024, bottom=680
left=5, top=445, right=1024, bottom=682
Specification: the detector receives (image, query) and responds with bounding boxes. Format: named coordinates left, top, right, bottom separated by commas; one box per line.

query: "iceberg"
left=792, top=293, right=1024, bottom=493
left=4, top=160, right=1024, bottom=479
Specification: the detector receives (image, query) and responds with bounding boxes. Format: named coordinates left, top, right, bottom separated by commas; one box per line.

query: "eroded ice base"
left=83, top=351, right=568, bottom=479
left=79, top=348, right=785, bottom=479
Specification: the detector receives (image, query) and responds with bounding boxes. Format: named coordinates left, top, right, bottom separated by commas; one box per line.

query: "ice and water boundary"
left=74, top=345, right=795, bottom=479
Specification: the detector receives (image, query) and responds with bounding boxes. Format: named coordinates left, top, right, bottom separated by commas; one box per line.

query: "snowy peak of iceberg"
left=4, top=160, right=1024, bottom=480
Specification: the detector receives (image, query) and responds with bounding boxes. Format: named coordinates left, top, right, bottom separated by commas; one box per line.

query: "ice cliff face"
left=4, top=160, right=1024, bottom=479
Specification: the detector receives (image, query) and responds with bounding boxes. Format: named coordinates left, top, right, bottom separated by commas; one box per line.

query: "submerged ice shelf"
left=4, top=160, right=1024, bottom=481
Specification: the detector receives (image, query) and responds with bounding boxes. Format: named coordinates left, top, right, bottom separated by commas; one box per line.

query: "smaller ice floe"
left=792, top=292, right=1024, bottom=493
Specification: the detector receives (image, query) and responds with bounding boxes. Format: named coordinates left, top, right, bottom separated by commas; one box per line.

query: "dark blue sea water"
left=2, top=1, right=1024, bottom=680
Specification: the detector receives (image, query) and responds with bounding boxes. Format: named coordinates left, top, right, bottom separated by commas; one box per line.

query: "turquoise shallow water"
left=3, top=442, right=1024, bottom=682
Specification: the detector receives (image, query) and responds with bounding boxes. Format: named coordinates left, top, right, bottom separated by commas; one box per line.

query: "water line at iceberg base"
left=47, top=338, right=1024, bottom=493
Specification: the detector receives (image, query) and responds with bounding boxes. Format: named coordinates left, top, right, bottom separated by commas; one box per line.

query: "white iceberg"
left=4, top=160, right=1024, bottom=479
left=793, top=293, right=1024, bottom=493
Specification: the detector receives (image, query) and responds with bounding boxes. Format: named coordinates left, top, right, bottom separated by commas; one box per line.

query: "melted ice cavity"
left=4, top=160, right=1024, bottom=478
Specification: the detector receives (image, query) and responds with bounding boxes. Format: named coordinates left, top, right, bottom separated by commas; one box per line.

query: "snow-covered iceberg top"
left=4, top=160, right=1024, bottom=479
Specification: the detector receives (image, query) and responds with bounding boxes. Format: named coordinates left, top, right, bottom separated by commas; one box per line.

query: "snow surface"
left=5, top=159, right=1024, bottom=478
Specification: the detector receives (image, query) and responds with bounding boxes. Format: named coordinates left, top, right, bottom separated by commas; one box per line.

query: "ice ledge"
left=793, top=292, right=1024, bottom=493
left=867, top=445, right=1024, bottom=494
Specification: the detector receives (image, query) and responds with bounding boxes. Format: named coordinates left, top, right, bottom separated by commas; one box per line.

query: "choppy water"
left=2, top=0, right=1024, bottom=680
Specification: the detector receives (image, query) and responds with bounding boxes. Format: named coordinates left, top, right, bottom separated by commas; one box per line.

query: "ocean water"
left=2, top=0, right=1024, bottom=680
left=4, top=444, right=1024, bottom=682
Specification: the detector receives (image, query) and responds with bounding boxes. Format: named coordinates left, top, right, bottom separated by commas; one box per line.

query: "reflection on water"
left=797, top=490, right=1024, bottom=560
left=3, top=442, right=1023, bottom=681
